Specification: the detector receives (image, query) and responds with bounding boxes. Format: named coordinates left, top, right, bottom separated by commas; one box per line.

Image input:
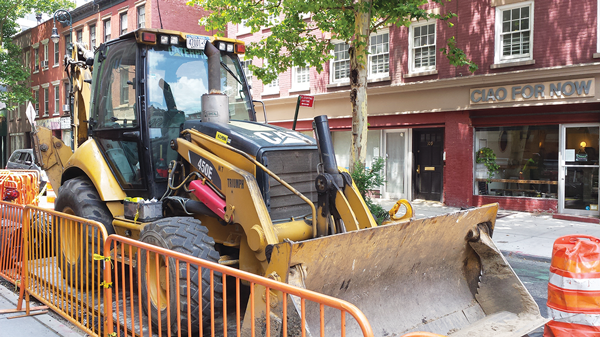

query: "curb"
left=501, top=250, right=552, bottom=263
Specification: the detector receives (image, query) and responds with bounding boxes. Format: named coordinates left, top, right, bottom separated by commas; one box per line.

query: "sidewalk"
left=0, top=282, right=83, bottom=337
left=376, top=198, right=600, bottom=262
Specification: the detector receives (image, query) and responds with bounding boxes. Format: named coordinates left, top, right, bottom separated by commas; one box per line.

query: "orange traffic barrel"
left=46, top=183, right=56, bottom=203
left=545, top=235, right=600, bottom=336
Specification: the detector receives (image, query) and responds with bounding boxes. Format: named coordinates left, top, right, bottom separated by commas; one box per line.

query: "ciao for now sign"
left=470, top=78, right=595, bottom=105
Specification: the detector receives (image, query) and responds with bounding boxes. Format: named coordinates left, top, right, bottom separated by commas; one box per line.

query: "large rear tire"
left=54, top=177, right=114, bottom=286
left=139, top=217, right=223, bottom=335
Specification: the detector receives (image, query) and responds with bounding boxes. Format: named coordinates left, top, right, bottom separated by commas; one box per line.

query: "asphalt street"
left=506, top=255, right=550, bottom=337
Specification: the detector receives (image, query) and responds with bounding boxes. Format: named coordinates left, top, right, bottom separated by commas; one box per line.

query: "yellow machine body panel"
left=64, top=140, right=127, bottom=202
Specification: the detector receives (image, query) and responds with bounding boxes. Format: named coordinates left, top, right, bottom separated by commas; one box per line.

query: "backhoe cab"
left=31, top=29, right=546, bottom=337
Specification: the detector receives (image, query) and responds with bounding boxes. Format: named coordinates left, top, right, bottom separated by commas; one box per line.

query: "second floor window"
left=104, top=20, right=111, bottom=42
left=25, top=51, right=30, bottom=71
left=332, top=42, right=350, bottom=83
left=409, top=23, right=436, bottom=73
left=369, top=31, right=390, bottom=77
left=34, top=48, right=39, bottom=72
left=90, top=25, right=96, bottom=49
left=43, top=44, right=48, bottom=68
left=240, top=58, right=252, bottom=90
left=44, top=88, right=49, bottom=116
left=65, top=34, right=71, bottom=55
left=64, top=82, right=70, bottom=111
left=495, top=1, right=533, bottom=63
left=292, top=66, right=310, bottom=90
left=137, top=6, right=145, bottom=28
left=120, top=13, right=128, bottom=35
left=76, top=30, right=83, bottom=44
left=54, top=41, right=59, bottom=65
left=54, top=85, right=60, bottom=115
left=34, top=90, right=39, bottom=113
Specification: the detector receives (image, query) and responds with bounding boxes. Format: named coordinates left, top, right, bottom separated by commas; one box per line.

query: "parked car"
left=6, top=149, right=48, bottom=192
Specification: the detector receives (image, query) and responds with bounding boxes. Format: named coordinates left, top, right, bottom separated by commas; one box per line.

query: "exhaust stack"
left=201, top=41, right=229, bottom=125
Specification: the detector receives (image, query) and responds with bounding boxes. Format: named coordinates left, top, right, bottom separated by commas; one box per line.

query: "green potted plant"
left=476, top=147, right=500, bottom=183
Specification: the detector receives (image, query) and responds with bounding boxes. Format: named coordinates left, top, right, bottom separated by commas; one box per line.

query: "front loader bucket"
left=268, top=204, right=546, bottom=337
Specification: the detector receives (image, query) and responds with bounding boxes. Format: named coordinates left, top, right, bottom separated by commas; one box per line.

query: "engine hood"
left=182, top=120, right=317, bottom=156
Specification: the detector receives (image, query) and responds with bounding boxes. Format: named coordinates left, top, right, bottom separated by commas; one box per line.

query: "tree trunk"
left=349, top=2, right=370, bottom=171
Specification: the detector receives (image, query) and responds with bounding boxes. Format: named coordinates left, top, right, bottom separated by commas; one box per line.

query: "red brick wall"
left=473, top=195, right=558, bottom=213
left=443, top=111, right=473, bottom=208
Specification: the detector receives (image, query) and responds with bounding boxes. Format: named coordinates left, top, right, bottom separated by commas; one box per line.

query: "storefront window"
left=474, top=125, right=559, bottom=198
left=333, top=130, right=381, bottom=170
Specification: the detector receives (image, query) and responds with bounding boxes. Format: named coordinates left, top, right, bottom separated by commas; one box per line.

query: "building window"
left=120, top=67, right=130, bottom=104
left=409, top=22, right=436, bottom=73
left=43, top=88, right=49, bottom=116
left=240, top=58, right=252, bottom=90
left=369, top=30, right=390, bottom=77
left=76, top=30, right=83, bottom=44
left=54, top=85, right=60, bottom=115
left=262, top=61, right=279, bottom=94
left=34, top=90, right=39, bottom=114
left=43, top=44, right=48, bottom=69
left=34, top=48, right=39, bottom=72
left=474, top=125, right=558, bottom=198
left=104, top=19, right=111, bottom=42
left=64, top=82, right=70, bottom=112
left=331, top=42, right=350, bottom=83
left=65, top=34, right=71, bottom=55
left=292, top=66, right=310, bottom=90
left=90, top=25, right=96, bottom=49
left=238, top=19, right=251, bottom=35
left=137, top=6, right=145, bottom=28
left=495, top=1, right=533, bottom=64
left=53, top=41, right=59, bottom=65
left=120, top=13, right=128, bottom=35
left=25, top=51, right=30, bottom=71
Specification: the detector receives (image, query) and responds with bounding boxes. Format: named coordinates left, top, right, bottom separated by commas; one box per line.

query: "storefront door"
left=559, top=124, right=600, bottom=215
left=383, top=129, right=410, bottom=200
left=413, top=128, right=444, bottom=201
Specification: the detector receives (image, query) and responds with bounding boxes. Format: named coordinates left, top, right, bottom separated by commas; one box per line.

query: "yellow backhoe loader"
left=32, top=28, right=546, bottom=336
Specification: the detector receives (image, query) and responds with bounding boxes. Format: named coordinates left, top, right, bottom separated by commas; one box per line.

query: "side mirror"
left=24, top=160, right=32, bottom=165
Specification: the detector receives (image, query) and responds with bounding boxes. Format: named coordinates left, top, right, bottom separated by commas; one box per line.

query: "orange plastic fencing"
left=19, top=205, right=108, bottom=337
left=0, top=170, right=40, bottom=205
left=545, top=235, right=600, bottom=337
left=104, top=235, right=375, bottom=337
left=0, top=201, right=25, bottom=284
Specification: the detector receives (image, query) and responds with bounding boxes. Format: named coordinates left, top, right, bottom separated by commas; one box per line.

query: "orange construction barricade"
left=545, top=235, right=600, bottom=336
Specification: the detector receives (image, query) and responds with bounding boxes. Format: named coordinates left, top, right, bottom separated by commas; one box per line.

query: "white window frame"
left=137, top=5, right=145, bottom=28
left=120, top=12, right=128, bottom=35
left=76, top=30, right=83, bottom=44
left=89, top=24, right=96, bottom=49
left=368, top=28, right=390, bottom=78
left=329, top=41, right=350, bottom=84
left=408, top=21, right=436, bottom=74
left=43, top=43, right=49, bottom=69
left=104, top=19, right=111, bottom=42
left=33, top=47, right=39, bottom=73
left=33, top=88, right=40, bottom=115
left=261, top=60, right=279, bottom=95
left=53, top=84, right=60, bottom=115
left=237, top=19, right=251, bottom=35
left=494, top=1, right=534, bottom=64
left=53, top=41, right=59, bottom=66
left=239, top=57, right=252, bottom=91
left=292, top=66, right=310, bottom=91
left=42, top=86, right=49, bottom=117
left=25, top=50, right=30, bottom=72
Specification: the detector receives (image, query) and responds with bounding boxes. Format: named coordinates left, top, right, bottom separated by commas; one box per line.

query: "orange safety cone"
left=545, top=235, right=600, bottom=336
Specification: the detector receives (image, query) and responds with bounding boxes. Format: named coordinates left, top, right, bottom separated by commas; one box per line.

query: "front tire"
left=139, top=217, right=223, bottom=335
left=54, top=177, right=114, bottom=286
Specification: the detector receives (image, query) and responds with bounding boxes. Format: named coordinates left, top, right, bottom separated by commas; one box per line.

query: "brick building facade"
left=231, top=0, right=600, bottom=216
left=8, top=0, right=212, bottom=152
